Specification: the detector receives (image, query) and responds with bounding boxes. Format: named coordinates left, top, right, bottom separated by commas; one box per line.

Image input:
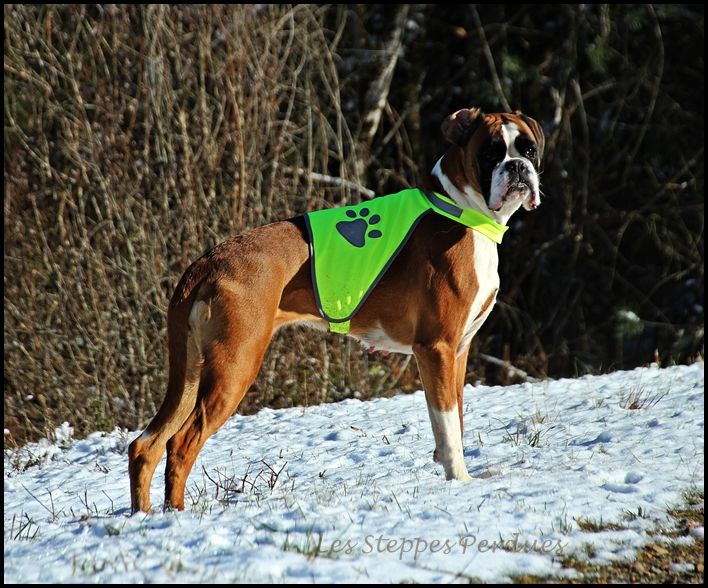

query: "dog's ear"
left=515, top=111, right=545, bottom=164
left=441, top=108, right=485, bottom=147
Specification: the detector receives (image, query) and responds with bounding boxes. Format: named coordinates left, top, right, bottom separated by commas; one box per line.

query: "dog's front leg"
left=414, top=341, right=473, bottom=482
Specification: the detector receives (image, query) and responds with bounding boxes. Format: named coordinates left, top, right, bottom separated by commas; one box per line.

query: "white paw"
left=447, top=468, right=474, bottom=483
left=434, top=449, right=473, bottom=482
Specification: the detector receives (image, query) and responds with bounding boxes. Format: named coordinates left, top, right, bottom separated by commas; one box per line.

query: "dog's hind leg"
left=163, top=286, right=276, bottom=511
left=128, top=298, right=205, bottom=513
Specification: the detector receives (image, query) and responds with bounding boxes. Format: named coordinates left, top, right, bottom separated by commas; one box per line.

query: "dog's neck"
left=428, top=150, right=523, bottom=227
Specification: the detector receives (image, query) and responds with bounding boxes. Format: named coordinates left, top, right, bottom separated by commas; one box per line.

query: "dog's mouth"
left=489, top=181, right=531, bottom=211
left=507, top=181, right=531, bottom=197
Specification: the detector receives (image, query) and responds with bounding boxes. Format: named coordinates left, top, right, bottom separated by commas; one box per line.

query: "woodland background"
left=4, top=5, right=704, bottom=444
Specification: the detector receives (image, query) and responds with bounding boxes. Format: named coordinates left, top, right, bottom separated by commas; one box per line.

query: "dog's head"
left=437, top=108, right=545, bottom=219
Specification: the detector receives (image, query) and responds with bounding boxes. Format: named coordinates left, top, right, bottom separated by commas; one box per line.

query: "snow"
left=4, top=362, right=704, bottom=583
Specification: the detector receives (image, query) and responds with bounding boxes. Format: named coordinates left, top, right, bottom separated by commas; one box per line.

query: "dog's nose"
left=504, top=159, right=521, bottom=174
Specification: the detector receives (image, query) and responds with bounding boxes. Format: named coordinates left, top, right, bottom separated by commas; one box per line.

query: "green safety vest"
left=303, top=188, right=507, bottom=333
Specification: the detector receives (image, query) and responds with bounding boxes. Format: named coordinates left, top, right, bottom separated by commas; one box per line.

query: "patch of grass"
left=499, top=412, right=549, bottom=448
left=281, top=530, right=326, bottom=560
left=552, top=513, right=574, bottom=535
left=619, top=384, right=669, bottom=410
left=185, top=459, right=292, bottom=517
left=4, top=448, right=48, bottom=473
left=574, top=516, right=624, bottom=533
left=681, top=485, right=704, bottom=508
left=8, top=512, right=40, bottom=541
left=527, top=429, right=542, bottom=448
left=622, top=505, right=650, bottom=522
left=71, top=552, right=135, bottom=577
left=509, top=488, right=705, bottom=584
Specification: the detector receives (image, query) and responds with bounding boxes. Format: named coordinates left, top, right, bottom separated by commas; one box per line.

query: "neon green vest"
left=304, top=188, right=507, bottom=333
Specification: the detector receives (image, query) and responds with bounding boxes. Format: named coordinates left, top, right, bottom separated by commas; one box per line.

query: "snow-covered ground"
left=4, top=362, right=704, bottom=583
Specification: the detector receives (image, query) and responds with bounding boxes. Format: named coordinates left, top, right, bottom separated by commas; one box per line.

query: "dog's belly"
left=275, top=312, right=412, bottom=354
left=352, top=325, right=413, bottom=355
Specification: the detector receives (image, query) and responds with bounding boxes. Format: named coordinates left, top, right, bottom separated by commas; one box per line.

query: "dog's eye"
left=524, top=145, right=537, bottom=160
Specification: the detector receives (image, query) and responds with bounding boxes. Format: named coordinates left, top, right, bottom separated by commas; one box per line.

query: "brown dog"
left=128, top=108, right=544, bottom=513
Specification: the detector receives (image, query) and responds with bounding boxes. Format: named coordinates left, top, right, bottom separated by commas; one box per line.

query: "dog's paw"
left=336, top=207, right=382, bottom=248
left=452, top=471, right=474, bottom=483
left=433, top=449, right=474, bottom=481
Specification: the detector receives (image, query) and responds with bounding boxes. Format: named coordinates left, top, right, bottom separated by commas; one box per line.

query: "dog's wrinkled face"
left=480, top=120, right=541, bottom=211
left=440, top=108, right=544, bottom=216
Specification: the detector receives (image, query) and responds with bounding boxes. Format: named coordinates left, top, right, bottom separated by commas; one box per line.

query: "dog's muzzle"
left=489, top=158, right=539, bottom=211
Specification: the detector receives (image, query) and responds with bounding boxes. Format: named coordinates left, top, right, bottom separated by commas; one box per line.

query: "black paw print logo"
left=336, top=207, right=382, bottom=248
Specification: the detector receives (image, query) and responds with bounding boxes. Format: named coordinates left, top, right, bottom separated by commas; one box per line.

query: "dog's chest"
left=458, top=234, right=500, bottom=353
left=352, top=233, right=500, bottom=356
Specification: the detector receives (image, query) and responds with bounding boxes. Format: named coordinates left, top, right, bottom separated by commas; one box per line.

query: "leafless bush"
left=4, top=5, right=703, bottom=445
left=4, top=5, right=418, bottom=444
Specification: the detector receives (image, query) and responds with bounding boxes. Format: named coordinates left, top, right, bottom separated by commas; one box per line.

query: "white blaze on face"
left=488, top=122, right=540, bottom=213
left=502, top=122, right=522, bottom=156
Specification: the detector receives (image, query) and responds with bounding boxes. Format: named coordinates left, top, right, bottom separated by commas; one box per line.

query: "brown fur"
left=128, top=213, right=481, bottom=512
left=128, top=110, right=541, bottom=513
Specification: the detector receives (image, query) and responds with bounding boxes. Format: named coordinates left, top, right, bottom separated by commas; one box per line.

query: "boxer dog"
left=129, top=108, right=544, bottom=513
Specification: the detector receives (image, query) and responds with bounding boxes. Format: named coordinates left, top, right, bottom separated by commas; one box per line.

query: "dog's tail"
left=165, top=254, right=211, bottom=402
left=153, top=254, right=215, bottom=435
left=129, top=255, right=211, bottom=512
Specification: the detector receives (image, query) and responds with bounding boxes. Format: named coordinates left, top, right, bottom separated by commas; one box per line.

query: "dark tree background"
left=4, top=5, right=703, bottom=444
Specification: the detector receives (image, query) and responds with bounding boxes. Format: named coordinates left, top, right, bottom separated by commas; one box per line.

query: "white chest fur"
left=457, top=232, right=499, bottom=355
